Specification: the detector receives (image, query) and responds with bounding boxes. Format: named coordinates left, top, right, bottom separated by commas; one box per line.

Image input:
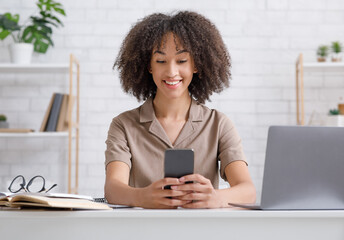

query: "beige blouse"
left=105, top=98, right=246, bottom=189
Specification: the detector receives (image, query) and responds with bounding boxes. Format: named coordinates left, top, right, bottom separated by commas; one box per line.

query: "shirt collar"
left=139, top=97, right=203, bottom=123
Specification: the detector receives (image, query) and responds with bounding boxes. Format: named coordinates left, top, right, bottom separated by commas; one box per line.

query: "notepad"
left=0, top=192, right=111, bottom=210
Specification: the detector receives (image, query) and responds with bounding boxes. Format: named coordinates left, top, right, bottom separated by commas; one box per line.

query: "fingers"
left=182, top=200, right=208, bottom=209
left=155, top=188, right=188, bottom=198
left=154, top=177, right=184, bottom=189
left=158, top=197, right=192, bottom=207
left=152, top=188, right=191, bottom=207
left=170, top=174, right=213, bottom=192
left=147, top=176, right=215, bottom=208
left=179, top=174, right=211, bottom=185
left=169, top=174, right=216, bottom=208
left=153, top=178, right=189, bottom=198
left=171, top=182, right=204, bottom=192
left=175, top=192, right=205, bottom=201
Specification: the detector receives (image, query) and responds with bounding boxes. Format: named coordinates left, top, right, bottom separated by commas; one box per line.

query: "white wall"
left=1, top=0, right=344, bottom=198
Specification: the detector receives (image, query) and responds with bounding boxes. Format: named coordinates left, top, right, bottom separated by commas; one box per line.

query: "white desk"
left=1, top=209, right=344, bottom=240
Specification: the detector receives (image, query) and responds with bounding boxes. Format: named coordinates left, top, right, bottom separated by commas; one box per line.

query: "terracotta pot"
left=331, top=53, right=342, bottom=62
left=317, top=57, right=326, bottom=62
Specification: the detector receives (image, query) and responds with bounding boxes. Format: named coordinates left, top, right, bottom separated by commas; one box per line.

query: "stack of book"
left=40, top=93, right=74, bottom=132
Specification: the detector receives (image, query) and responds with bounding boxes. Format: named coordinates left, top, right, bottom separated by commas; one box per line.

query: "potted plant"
left=0, top=0, right=66, bottom=64
left=331, top=41, right=342, bottom=62
left=0, top=114, right=9, bottom=128
left=326, top=108, right=344, bottom=127
left=316, top=45, right=329, bottom=62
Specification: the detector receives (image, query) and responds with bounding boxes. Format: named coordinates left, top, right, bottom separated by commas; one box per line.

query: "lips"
left=163, top=79, right=182, bottom=89
left=164, top=80, right=181, bottom=85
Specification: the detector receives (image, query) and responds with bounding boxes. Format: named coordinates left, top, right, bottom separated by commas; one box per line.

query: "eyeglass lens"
left=8, top=175, right=26, bottom=193
left=27, top=175, right=45, bottom=193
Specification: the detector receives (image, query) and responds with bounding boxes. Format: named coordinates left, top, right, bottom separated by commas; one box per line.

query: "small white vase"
left=9, top=43, right=34, bottom=64
left=0, top=121, right=9, bottom=128
left=325, top=115, right=344, bottom=127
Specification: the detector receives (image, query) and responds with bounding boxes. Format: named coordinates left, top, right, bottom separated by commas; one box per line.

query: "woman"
left=105, top=11, right=256, bottom=209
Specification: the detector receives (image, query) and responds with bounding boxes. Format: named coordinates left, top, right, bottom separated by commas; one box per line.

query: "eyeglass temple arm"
left=45, top=184, right=58, bottom=193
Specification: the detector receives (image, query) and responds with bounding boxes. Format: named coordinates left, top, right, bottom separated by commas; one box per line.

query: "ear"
left=193, top=67, right=198, bottom=73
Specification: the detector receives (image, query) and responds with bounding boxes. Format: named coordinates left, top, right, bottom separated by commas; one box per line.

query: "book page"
left=8, top=194, right=111, bottom=210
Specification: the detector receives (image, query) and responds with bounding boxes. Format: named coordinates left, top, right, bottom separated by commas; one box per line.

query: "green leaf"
left=0, top=30, right=10, bottom=40
left=22, top=23, right=54, bottom=53
left=22, top=26, right=35, bottom=43
left=37, top=2, right=43, bottom=11
left=33, top=31, right=52, bottom=53
left=49, top=15, right=63, bottom=26
left=38, top=11, right=63, bottom=28
left=51, top=3, right=66, bottom=16
left=0, top=13, right=20, bottom=30
left=35, top=41, right=49, bottom=53
left=41, top=0, right=54, bottom=12
left=4, top=13, right=19, bottom=23
left=0, top=13, right=20, bottom=40
left=54, top=8, right=66, bottom=16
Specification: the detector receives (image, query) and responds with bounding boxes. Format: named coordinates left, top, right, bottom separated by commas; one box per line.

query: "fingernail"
left=171, top=186, right=177, bottom=190
left=179, top=177, right=185, bottom=182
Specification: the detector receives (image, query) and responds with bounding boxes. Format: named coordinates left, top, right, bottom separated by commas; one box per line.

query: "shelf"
left=303, top=62, right=344, bottom=72
left=0, top=54, right=80, bottom=194
left=0, top=132, right=69, bottom=138
left=0, top=63, right=72, bottom=73
left=296, top=53, right=344, bottom=125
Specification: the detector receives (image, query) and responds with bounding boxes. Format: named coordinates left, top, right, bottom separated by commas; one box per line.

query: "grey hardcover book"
left=45, top=93, right=64, bottom=132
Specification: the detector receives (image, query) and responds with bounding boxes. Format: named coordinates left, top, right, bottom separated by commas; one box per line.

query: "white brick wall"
left=1, top=0, right=344, bottom=199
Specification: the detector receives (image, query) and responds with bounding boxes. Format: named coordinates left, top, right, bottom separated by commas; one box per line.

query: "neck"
left=153, top=93, right=191, bottom=121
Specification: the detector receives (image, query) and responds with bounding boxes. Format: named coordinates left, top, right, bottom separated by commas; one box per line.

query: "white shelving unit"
left=0, top=54, right=80, bottom=194
left=303, top=62, right=344, bottom=71
left=0, top=132, right=69, bottom=137
left=295, top=53, right=344, bottom=125
left=0, top=63, right=69, bottom=72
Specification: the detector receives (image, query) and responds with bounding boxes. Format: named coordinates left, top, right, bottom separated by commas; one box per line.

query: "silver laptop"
left=230, top=125, right=344, bottom=210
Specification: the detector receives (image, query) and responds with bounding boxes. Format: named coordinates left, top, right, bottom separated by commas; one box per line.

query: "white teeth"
left=165, top=80, right=180, bottom=85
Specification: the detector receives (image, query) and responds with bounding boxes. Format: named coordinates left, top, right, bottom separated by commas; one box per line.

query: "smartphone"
left=164, top=148, right=194, bottom=190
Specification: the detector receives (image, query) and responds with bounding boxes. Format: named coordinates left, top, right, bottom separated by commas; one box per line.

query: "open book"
left=0, top=192, right=111, bottom=210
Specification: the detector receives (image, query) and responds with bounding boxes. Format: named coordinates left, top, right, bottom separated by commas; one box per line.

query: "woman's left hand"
left=171, top=174, right=221, bottom=208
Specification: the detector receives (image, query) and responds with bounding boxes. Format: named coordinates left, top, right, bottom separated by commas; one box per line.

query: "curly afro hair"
left=114, top=11, right=231, bottom=104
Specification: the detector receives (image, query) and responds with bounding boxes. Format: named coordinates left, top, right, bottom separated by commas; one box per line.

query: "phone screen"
left=164, top=149, right=194, bottom=190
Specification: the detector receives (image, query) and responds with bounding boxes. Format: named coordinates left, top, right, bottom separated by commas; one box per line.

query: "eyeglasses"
left=8, top=175, right=57, bottom=193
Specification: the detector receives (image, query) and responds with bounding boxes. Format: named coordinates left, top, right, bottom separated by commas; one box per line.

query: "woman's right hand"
left=137, top=178, right=191, bottom=209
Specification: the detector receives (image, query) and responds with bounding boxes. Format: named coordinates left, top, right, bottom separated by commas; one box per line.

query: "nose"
left=166, top=62, right=178, bottom=78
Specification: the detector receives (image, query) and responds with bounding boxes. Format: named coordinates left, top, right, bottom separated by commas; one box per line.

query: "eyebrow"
left=153, top=49, right=188, bottom=55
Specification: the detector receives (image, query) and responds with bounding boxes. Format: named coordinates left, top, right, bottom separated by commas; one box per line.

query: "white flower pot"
left=0, top=121, right=9, bottom=128
left=9, top=43, right=34, bottom=64
left=325, top=115, right=344, bottom=127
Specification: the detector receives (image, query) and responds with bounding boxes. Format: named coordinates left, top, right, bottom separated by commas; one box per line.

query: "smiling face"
left=150, top=32, right=197, bottom=101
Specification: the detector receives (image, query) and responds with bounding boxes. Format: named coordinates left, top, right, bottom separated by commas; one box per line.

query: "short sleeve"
left=218, top=116, right=247, bottom=181
left=104, top=116, right=132, bottom=169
